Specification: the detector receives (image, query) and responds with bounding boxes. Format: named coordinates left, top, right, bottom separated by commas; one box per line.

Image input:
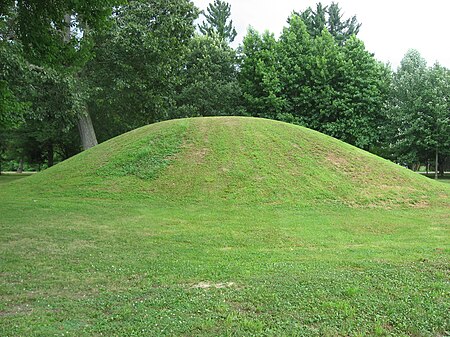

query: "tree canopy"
left=199, top=0, right=237, bottom=44
left=1, top=0, right=449, bottom=176
left=295, top=2, right=361, bottom=45
left=387, top=50, right=450, bottom=176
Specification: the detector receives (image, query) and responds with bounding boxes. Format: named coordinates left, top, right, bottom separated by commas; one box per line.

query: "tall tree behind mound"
left=1, top=9, right=84, bottom=169
left=387, top=50, right=450, bottom=176
left=0, top=0, right=122, bottom=150
left=199, top=0, right=237, bottom=44
left=175, top=34, right=244, bottom=118
left=86, top=0, right=199, bottom=141
left=278, top=18, right=390, bottom=149
left=240, top=15, right=390, bottom=149
left=239, top=29, right=286, bottom=120
left=295, top=2, right=361, bottom=45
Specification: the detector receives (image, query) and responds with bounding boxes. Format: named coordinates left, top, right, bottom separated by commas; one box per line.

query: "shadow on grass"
left=0, top=172, right=35, bottom=184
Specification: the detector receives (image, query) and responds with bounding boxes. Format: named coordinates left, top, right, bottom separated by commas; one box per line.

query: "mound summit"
left=13, top=117, right=449, bottom=207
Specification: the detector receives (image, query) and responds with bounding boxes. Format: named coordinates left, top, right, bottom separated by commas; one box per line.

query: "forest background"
left=1, top=0, right=449, bottom=177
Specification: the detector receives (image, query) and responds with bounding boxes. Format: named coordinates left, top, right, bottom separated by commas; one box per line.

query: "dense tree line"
left=386, top=50, right=450, bottom=177
left=1, top=1, right=449, bottom=177
left=240, top=14, right=390, bottom=150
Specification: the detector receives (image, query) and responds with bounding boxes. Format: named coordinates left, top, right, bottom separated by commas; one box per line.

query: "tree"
left=1, top=3, right=89, bottom=168
left=387, top=50, right=450, bottom=177
left=0, top=8, right=28, bottom=134
left=199, top=0, right=237, bottom=44
left=295, top=2, right=361, bottom=45
left=239, top=28, right=286, bottom=120
left=1, top=0, right=122, bottom=150
left=278, top=16, right=314, bottom=122
left=175, top=34, right=243, bottom=118
left=425, top=64, right=450, bottom=178
left=388, top=50, right=430, bottom=168
left=86, top=0, right=199, bottom=141
left=0, top=39, right=29, bottom=174
left=333, top=36, right=390, bottom=149
left=277, top=15, right=389, bottom=148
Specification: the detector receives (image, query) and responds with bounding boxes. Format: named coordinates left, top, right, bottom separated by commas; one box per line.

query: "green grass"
left=0, top=173, right=34, bottom=185
left=420, top=173, right=450, bottom=185
left=1, top=117, right=449, bottom=336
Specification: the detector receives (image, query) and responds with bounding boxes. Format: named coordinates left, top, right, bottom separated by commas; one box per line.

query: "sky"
left=192, top=0, right=450, bottom=70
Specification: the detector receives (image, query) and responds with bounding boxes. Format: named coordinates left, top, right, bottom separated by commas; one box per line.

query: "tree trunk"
left=64, top=14, right=71, bottom=43
left=439, top=156, right=445, bottom=178
left=17, top=158, right=24, bottom=173
left=435, top=148, right=439, bottom=180
left=77, top=112, right=98, bottom=150
left=47, top=142, right=54, bottom=167
left=63, top=14, right=98, bottom=151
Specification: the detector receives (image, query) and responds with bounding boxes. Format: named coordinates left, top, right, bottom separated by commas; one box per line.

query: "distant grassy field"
left=420, top=173, right=450, bottom=185
left=1, top=118, right=449, bottom=336
left=0, top=173, right=34, bottom=185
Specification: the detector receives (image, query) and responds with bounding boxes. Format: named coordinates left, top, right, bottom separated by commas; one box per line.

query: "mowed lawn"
left=1, top=174, right=449, bottom=336
left=0, top=173, right=35, bottom=185
left=1, top=116, right=449, bottom=336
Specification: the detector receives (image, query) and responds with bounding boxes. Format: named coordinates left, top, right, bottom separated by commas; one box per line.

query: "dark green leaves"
left=176, top=34, right=243, bottom=117
left=388, top=50, right=450, bottom=169
left=294, top=2, right=361, bottom=45
left=199, top=0, right=237, bottom=44
left=240, top=16, right=389, bottom=149
left=86, top=0, right=199, bottom=139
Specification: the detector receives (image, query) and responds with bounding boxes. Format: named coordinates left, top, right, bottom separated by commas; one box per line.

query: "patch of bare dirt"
left=191, top=281, right=235, bottom=289
left=190, top=147, right=209, bottom=163
left=326, top=152, right=349, bottom=168
left=0, top=304, right=33, bottom=316
left=410, top=200, right=430, bottom=208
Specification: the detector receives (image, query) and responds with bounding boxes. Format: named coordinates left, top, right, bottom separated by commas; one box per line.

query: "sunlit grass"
left=1, top=117, right=449, bottom=336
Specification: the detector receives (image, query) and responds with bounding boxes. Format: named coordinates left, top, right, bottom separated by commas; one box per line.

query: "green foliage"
left=0, top=42, right=29, bottom=131
left=295, top=1, right=361, bottom=45
left=0, top=117, right=449, bottom=335
left=0, top=41, right=31, bottom=168
left=0, top=0, right=124, bottom=160
left=175, top=34, right=243, bottom=118
left=424, top=63, right=450, bottom=156
left=387, top=50, right=450, bottom=169
left=269, top=16, right=389, bottom=148
left=2, top=0, right=122, bottom=69
left=2, top=66, right=85, bottom=168
left=277, top=16, right=316, bottom=121
left=239, top=29, right=286, bottom=120
left=0, top=34, right=86, bottom=168
left=0, top=80, right=26, bottom=129
left=332, top=36, right=391, bottom=148
left=199, top=0, right=237, bottom=44
left=240, top=14, right=389, bottom=149
left=86, top=0, right=199, bottom=140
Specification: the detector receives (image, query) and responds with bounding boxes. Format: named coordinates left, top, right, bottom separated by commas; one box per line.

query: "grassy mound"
left=8, top=116, right=449, bottom=207
left=1, top=117, right=449, bottom=336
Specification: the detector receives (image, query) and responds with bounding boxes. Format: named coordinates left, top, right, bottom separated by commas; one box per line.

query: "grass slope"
left=1, top=117, right=449, bottom=336
left=8, top=117, right=449, bottom=207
